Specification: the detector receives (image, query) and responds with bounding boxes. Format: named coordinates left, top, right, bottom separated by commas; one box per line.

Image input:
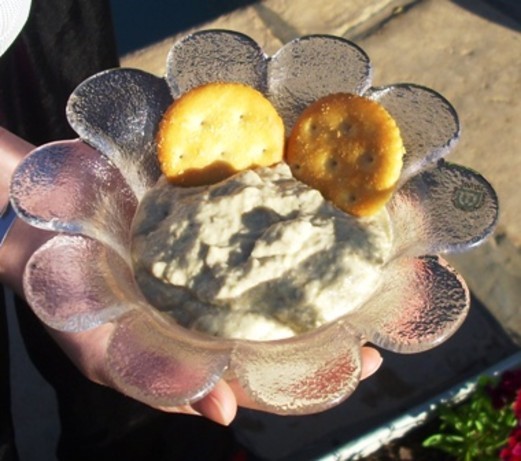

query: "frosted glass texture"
left=9, top=31, right=498, bottom=414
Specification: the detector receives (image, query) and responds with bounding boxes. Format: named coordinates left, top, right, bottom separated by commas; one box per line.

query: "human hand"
left=0, top=127, right=383, bottom=426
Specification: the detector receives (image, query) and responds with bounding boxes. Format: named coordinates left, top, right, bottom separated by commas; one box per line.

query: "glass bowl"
left=9, top=30, right=498, bottom=415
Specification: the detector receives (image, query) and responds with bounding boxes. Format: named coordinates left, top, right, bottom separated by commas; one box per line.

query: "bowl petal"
left=67, top=68, right=171, bottom=199
left=23, top=235, right=138, bottom=332
left=388, top=160, right=499, bottom=256
left=10, top=140, right=137, bottom=259
left=367, top=84, right=460, bottom=181
left=106, top=311, right=230, bottom=408
left=166, top=30, right=268, bottom=98
left=230, top=322, right=362, bottom=414
left=351, top=255, right=469, bottom=353
left=268, top=35, right=372, bottom=131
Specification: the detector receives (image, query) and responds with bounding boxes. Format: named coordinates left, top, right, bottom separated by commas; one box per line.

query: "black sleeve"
left=0, top=2, right=118, bottom=460
left=0, top=0, right=119, bottom=145
left=0, top=287, right=19, bottom=461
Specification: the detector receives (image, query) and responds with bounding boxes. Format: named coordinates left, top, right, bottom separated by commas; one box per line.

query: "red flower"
left=514, top=391, right=521, bottom=421
left=488, top=370, right=521, bottom=410
left=501, top=427, right=521, bottom=461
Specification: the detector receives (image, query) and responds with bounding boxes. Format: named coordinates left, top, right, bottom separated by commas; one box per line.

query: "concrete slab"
left=250, top=0, right=417, bottom=40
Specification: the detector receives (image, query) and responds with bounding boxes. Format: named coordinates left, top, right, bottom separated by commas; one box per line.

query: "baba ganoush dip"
left=131, top=163, right=393, bottom=341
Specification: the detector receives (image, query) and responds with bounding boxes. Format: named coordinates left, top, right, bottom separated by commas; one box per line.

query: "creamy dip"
left=131, top=163, right=392, bottom=341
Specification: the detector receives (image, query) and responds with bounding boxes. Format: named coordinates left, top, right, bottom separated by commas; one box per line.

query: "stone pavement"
left=119, top=1, right=521, bottom=457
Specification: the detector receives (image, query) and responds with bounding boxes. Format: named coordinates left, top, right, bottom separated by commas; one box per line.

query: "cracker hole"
left=326, top=158, right=338, bottom=170
left=305, top=122, right=319, bottom=135
left=346, top=193, right=358, bottom=204
left=359, top=152, right=375, bottom=168
left=338, top=121, right=352, bottom=135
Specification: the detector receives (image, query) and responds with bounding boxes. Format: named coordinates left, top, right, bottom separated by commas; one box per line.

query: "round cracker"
left=286, top=92, right=405, bottom=217
left=157, top=82, right=285, bottom=186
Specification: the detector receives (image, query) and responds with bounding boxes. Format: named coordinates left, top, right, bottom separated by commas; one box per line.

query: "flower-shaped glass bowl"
left=10, top=30, right=498, bottom=415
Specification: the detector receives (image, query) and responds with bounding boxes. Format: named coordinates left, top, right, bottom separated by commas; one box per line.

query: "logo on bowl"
left=452, top=184, right=485, bottom=211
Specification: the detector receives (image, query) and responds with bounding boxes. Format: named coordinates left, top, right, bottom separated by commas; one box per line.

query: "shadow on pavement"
left=453, top=0, right=521, bottom=31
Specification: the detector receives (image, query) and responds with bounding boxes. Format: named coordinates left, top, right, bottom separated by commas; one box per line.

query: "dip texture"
left=131, top=163, right=393, bottom=341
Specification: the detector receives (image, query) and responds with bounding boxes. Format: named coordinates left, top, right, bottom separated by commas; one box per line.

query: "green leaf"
left=422, top=434, right=444, bottom=447
left=474, top=419, right=484, bottom=431
left=445, top=434, right=465, bottom=444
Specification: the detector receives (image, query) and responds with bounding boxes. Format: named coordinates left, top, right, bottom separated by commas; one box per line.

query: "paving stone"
left=251, top=0, right=416, bottom=40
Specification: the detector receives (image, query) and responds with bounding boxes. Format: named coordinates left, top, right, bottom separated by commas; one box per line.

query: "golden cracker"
left=157, top=82, right=285, bottom=186
left=286, top=92, right=405, bottom=216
